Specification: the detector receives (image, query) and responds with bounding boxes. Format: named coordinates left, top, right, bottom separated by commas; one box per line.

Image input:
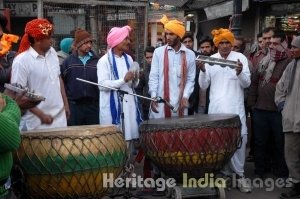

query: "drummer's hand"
left=0, top=95, right=6, bottom=112
left=4, top=88, right=41, bottom=110
left=124, top=71, right=135, bottom=82
left=196, top=61, right=206, bottom=72
left=150, top=98, right=159, bottom=113
left=236, top=59, right=243, bottom=76
left=40, top=113, right=54, bottom=124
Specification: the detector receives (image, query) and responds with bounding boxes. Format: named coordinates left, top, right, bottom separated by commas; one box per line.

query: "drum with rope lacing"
left=139, top=114, right=241, bottom=182
left=13, top=125, right=127, bottom=199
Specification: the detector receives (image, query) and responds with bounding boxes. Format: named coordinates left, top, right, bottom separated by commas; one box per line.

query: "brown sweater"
left=247, top=57, right=291, bottom=111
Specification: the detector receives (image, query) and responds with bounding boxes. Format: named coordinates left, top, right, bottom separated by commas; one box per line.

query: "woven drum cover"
left=13, top=125, right=127, bottom=199
left=140, top=114, right=241, bottom=182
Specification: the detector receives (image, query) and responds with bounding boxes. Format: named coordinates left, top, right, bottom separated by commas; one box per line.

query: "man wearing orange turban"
left=11, top=18, right=69, bottom=131
left=198, top=28, right=252, bottom=193
left=148, top=14, right=196, bottom=119
left=0, top=14, right=19, bottom=92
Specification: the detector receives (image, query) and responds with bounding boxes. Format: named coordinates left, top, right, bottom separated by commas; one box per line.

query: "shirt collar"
left=28, top=46, right=53, bottom=59
left=166, top=43, right=188, bottom=53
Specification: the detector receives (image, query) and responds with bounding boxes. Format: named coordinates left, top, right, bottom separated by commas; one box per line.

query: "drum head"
left=140, top=114, right=241, bottom=132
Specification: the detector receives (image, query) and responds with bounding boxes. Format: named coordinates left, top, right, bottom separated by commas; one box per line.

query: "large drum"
left=13, top=125, right=127, bottom=199
left=139, top=114, right=241, bottom=182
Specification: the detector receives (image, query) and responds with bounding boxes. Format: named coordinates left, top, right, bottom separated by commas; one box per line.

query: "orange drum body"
left=139, top=114, right=241, bottom=182
left=13, top=125, right=127, bottom=199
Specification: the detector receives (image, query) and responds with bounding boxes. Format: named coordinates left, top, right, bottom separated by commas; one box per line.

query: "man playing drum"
left=0, top=90, right=42, bottom=199
left=148, top=15, right=196, bottom=118
left=198, top=28, right=251, bottom=193
left=11, top=19, right=69, bottom=131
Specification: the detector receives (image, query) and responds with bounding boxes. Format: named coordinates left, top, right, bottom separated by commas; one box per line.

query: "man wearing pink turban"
left=97, top=25, right=142, bottom=144
left=198, top=28, right=251, bottom=193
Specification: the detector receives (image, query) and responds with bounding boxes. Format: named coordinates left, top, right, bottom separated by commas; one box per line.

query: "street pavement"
left=102, top=155, right=291, bottom=199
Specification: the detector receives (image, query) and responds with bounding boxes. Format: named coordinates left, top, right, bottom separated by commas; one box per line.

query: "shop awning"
left=149, top=0, right=226, bottom=9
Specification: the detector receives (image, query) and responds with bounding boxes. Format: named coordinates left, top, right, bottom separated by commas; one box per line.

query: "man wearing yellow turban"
left=198, top=28, right=252, bottom=193
left=148, top=14, right=196, bottom=119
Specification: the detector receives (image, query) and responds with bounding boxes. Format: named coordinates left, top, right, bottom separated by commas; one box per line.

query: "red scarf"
left=163, top=47, right=187, bottom=118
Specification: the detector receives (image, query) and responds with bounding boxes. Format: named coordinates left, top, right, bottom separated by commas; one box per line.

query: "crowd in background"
left=0, top=12, right=300, bottom=199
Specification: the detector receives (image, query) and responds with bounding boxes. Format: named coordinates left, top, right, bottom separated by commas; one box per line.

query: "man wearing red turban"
left=10, top=18, right=69, bottom=131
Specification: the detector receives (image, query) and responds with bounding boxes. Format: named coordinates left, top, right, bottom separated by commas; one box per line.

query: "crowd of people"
left=0, top=12, right=299, bottom=199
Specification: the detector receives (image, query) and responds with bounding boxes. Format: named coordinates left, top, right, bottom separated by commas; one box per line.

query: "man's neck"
left=113, top=48, right=123, bottom=57
left=219, top=51, right=231, bottom=59
left=170, top=42, right=181, bottom=52
left=32, top=46, right=46, bottom=56
left=78, top=50, right=88, bottom=57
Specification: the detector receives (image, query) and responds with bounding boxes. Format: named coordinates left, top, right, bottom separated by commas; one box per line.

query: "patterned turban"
left=211, top=28, right=234, bottom=46
left=18, top=18, right=53, bottom=54
left=160, top=14, right=185, bottom=39
left=107, top=25, right=131, bottom=49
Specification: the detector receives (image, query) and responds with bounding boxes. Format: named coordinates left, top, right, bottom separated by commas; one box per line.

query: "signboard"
left=5, top=2, right=37, bottom=17
left=204, top=0, right=249, bottom=20
left=5, top=2, right=85, bottom=17
left=107, top=12, right=136, bottom=21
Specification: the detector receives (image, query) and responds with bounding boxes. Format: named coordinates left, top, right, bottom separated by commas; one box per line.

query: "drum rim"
left=139, top=114, right=241, bottom=132
left=20, top=125, right=122, bottom=137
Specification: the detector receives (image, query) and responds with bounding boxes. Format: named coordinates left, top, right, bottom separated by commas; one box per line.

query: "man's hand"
left=196, top=61, right=206, bottom=72
left=0, top=95, right=7, bottom=112
left=4, top=89, right=41, bottom=110
left=150, top=98, right=159, bottom=113
left=124, top=71, right=135, bottom=82
left=236, top=59, right=243, bottom=76
left=40, top=113, right=54, bottom=124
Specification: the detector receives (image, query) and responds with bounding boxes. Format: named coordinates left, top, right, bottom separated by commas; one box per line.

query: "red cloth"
left=163, top=47, right=187, bottom=117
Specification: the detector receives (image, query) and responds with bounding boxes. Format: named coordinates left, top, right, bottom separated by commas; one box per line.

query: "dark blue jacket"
left=61, top=51, right=99, bottom=101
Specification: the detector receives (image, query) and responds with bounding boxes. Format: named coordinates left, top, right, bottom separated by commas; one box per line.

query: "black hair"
left=144, top=46, right=155, bottom=56
left=257, top=32, right=262, bottom=38
left=0, top=14, right=8, bottom=32
left=262, top=27, right=276, bottom=34
left=198, top=36, right=214, bottom=47
left=28, top=34, right=35, bottom=45
left=272, top=29, right=286, bottom=42
left=234, top=36, right=246, bottom=53
left=181, top=33, right=194, bottom=42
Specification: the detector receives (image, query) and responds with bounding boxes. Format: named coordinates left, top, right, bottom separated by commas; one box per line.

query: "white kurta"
left=199, top=51, right=251, bottom=176
left=97, top=52, right=139, bottom=141
left=198, top=51, right=250, bottom=135
left=11, top=47, right=67, bottom=131
left=148, top=44, right=196, bottom=118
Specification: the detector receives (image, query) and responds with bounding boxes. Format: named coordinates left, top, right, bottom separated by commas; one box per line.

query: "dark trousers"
left=252, top=109, right=288, bottom=177
left=68, top=100, right=99, bottom=126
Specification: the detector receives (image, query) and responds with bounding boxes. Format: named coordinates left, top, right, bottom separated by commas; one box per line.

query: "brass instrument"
left=196, top=55, right=239, bottom=69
